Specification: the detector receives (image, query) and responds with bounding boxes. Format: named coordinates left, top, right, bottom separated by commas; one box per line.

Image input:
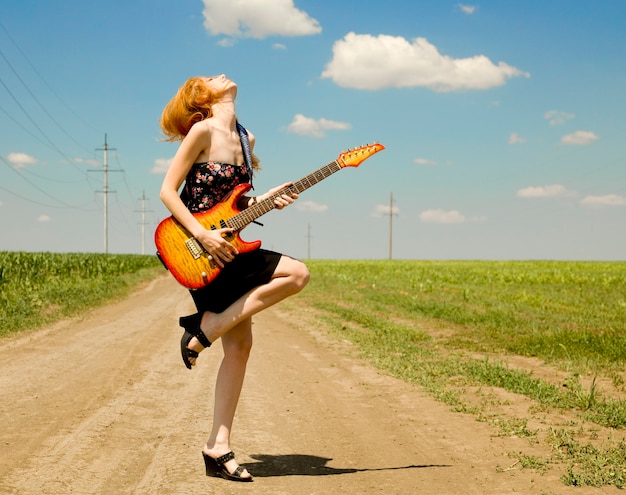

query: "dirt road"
left=0, top=275, right=617, bottom=494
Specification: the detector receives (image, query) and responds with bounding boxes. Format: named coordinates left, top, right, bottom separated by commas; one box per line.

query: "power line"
left=0, top=20, right=101, bottom=136
left=0, top=154, right=91, bottom=210
left=0, top=46, right=93, bottom=155
left=0, top=75, right=89, bottom=179
left=0, top=103, right=54, bottom=148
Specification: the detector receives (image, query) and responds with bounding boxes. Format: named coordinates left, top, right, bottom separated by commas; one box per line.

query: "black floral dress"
left=184, top=161, right=249, bottom=212
left=183, top=161, right=282, bottom=313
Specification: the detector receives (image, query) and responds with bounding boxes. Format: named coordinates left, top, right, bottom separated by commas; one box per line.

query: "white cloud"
left=544, top=110, right=575, bottom=126
left=414, top=158, right=437, bottom=166
left=420, top=209, right=466, bottom=224
left=273, top=43, right=287, bottom=50
left=459, top=4, right=476, bottom=14
left=286, top=114, right=351, bottom=138
left=74, top=157, right=100, bottom=167
left=7, top=152, right=37, bottom=168
left=217, top=38, right=236, bottom=47
left=372, top=204, right=400, bottom=218
left=321, top=32, right=529, bottom=91
left=37, top=214, right=51, bottom=223
left=516, top=184, right=576, bottom=198
left=561, top=130, right=599, bottom=145
left=509, top=132, right=526, bottom=144
left=295, top=200, right=328, bottom=212
left=580, top=194, right=626, bottom=207
left=151, top=158, right=172, bottom=174
left=202, top=0, right=321, bottom=39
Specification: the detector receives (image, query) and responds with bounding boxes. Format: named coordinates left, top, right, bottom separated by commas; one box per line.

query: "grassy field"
left=301, top=260, right=626, bottom=372
left=2, top=254, right=625, bottom=487
left=0, top=251, right=163, bottom=337
left=283, top=260, right=626, bottom=489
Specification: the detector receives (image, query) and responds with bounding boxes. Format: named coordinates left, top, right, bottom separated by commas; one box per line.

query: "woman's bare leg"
left=202, top=318, right=253, bottom=479
left=187, top=255, right=309, bottom=360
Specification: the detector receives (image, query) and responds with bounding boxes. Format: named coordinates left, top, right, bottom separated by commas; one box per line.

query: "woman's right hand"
left=195, top=227, right=239, bottom=267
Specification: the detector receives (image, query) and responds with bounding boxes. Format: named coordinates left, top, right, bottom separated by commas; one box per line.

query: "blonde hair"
left=160, top=77, right=216, bottom=142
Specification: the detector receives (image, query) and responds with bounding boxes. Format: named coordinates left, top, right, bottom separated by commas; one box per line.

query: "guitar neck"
left=229, top=159, right=342, bottom=230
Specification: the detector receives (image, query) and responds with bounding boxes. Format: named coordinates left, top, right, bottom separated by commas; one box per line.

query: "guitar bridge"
left=185, top=237, right=206, bottom=260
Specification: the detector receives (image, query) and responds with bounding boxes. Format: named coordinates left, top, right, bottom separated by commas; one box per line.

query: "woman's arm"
left=159, top=124, right=209, bottom=239
left=160, top=124, right=238, bottom=266
left=238, top=130, right=298, bottom=209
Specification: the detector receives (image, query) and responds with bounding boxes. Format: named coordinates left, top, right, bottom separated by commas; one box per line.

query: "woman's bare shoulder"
left=176, top=121, right=211, bottom=163
left=188, top=119, right=212, bottom=137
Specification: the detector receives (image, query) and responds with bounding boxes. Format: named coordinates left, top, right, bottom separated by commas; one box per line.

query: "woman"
left=159, top=74, right=310, bottom=482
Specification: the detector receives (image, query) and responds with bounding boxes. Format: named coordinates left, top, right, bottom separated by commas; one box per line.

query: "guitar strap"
left=237, top=121, right=264, bottom=226
left=236, top=121, right=254, bottom=189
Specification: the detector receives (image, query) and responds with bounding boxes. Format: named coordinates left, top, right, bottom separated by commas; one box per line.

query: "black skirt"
left=190, top=248, right=282, bottom=313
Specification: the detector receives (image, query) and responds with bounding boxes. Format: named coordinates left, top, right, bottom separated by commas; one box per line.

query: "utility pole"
left=306, top=223, right=312, bottom=259
left=389, top=192, right=393, bottom=260
left=92, top=134, right=122, bottom=253
left=136, top=191, right=153, bottom=255
left=385, top=192, right=397, bottom=260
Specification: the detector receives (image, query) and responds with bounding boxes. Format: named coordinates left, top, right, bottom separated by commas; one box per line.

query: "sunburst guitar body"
left=154, top=143, right=385, bottom=289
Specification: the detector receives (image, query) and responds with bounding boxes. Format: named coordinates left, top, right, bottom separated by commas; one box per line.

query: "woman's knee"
left=283, top=258, right=309, bottom=294
left=223, top=335, right=253, bottom=363
left=221, top=322, right=253, bottom=361
left=274, top=256, right=310, bottom=294
left=293, top=261, right=310, bottom=292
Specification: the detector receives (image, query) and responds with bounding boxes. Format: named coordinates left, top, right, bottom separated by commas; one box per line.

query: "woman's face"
left=204, top=74, right=237, bottom=100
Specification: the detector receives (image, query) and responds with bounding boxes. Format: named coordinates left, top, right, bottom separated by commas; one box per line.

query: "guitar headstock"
left=337, top=143, right=385, bottom=168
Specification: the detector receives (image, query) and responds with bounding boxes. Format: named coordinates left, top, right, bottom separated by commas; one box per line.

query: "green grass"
left=0, top=251, right=163, bottom=337
left=549, top=428, right=626, bottom=488
left=295, top=260, right=626, bottom=415
left=303, top=260, right=626, bottom=370
left=284, top=259, right=626, bottom=488
left=3, top=255, right=626, bottom=488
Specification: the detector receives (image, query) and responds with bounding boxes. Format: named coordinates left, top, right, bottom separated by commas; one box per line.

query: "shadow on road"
left=246, top=453, right=451, bottom=478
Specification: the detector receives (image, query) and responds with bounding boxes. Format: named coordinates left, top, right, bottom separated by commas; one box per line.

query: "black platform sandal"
left=202, top=452, right=219, bottom=477
left=203, top=451, right=252, bottom=482
left=179, top=314, right=212, bottom=369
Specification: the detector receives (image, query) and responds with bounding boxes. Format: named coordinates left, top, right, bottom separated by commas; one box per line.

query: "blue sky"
left=1, top=0, right=624, bottom=260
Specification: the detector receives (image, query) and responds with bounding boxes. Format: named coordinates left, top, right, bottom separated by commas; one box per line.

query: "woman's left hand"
left=265, top=182, right=298, bottom=210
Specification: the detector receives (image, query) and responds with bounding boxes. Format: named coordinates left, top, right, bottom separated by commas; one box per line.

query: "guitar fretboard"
left=228, top=160, right=342, bottom=230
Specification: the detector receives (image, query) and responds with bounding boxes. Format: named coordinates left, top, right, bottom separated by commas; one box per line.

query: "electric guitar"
left=154, top=143, right=385, bottom=289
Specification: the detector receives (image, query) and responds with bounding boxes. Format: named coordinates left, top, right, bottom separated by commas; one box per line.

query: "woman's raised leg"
left=186, top=255, right=309, bottom=362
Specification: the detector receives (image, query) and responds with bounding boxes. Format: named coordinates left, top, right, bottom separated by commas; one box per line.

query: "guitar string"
left=227, top=160, right=342, bottom=230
